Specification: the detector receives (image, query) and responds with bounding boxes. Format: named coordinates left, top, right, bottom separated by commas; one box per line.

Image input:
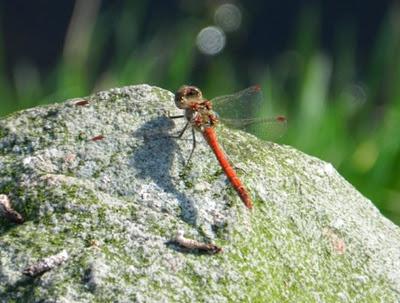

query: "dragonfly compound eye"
left=186, top=87, right=200, bottom=97
left=174, top=87, right=186, bottom=109
left=175, top=86, right=203, bottom=109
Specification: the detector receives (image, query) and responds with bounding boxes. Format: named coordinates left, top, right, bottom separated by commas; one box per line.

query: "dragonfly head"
left=175, top=85, right=203, bottom=109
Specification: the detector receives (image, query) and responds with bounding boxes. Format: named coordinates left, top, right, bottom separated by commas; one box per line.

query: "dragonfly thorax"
left=175, top=85, right=218, bottom=131
left=190, top=109, right=219, bottom=131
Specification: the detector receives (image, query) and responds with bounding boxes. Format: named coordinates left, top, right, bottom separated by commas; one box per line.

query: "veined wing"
left=211, top=85, right=263, bottom=119
left=219, top=116, right=287, bottom=140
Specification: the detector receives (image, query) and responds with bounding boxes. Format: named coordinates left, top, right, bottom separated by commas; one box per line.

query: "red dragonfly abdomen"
left=202, top=127, right=253, bottom=209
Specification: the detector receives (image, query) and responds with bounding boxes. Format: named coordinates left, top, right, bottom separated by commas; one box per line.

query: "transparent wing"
left=211, top=86, right=286, bottom=140
left=211, top=85, right=263, bottom=119
left=220, top=116, right=287, bottom=140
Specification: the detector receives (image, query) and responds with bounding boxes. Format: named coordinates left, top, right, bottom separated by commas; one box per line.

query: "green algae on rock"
left=0, top=84, right=400, bottom=302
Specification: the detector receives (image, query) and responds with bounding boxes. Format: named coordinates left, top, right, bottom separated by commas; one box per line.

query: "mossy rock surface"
left=0, top=84, right=399, bottom=302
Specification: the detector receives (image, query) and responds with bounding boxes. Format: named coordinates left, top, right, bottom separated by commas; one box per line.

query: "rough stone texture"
left=0, top=84, right=399, bottom=302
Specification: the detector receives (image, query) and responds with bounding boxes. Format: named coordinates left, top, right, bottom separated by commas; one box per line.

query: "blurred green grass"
left=1, top=2, right=400, bottom=224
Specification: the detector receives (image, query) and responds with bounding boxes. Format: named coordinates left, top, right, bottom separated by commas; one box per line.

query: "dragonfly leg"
left=232, top=163, right=247, bottom=173
left=185, top=128, right=196, bottom=166
left=142, top=119, right=188, bottom=141
left=168, top=113, right=185, bottom=119
left=170, top=121, right=190, bottom=139
left=167, top=113, right=197, bottom=165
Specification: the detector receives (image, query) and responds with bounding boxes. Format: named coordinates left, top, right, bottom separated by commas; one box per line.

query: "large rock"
left=0, top=84, right=399, bottom=302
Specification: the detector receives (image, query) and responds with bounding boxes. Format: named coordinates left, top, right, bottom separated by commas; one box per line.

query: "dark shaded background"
left=0, top=1, right=391, bottom=84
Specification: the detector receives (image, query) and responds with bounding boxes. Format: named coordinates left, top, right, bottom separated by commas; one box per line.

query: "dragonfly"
left=170, top=85, right=286, bottom=209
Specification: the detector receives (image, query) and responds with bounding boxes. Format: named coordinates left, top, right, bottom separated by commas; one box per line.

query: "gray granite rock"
left=0, top=84, right=399, bottom=302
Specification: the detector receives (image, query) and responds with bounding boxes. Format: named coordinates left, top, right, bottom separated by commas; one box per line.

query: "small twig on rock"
left=22, top=250, right=69, bottom=278
left=0, top=194, right=24, bottom=224
left=175, top=230, right=223, bottom=254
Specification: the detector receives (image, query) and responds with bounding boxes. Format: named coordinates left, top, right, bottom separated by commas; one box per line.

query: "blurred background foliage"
left=0, top=0, right=400, bottom=224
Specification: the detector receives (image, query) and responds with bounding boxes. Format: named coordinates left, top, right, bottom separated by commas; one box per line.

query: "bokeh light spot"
left=214, top=3, right=242, bottom=32
left=348, top=83, right=367, bottom=106
left=196, top=26, right=226, bottom=55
